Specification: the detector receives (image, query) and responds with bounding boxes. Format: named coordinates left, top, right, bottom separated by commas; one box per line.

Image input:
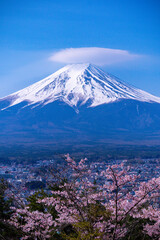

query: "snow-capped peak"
left=1, top=63, right=160, bottom=111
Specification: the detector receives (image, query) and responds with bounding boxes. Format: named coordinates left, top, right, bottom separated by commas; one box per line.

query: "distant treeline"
left=0, top=144, right=160, bottom=164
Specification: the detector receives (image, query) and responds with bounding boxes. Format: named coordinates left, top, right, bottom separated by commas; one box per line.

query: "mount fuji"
left=0, top=63, right=160, bottom=145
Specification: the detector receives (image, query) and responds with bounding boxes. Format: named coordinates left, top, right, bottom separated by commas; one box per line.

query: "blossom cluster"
left=9, top=154, right=160, bottom=239
left=9, top=207, right=54, bottom=240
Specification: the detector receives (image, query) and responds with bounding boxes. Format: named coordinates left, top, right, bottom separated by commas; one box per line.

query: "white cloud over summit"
left=49, top=47, right=139, bottom=66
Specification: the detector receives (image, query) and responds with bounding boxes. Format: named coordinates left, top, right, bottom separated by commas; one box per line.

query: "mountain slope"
left=1, top=63, right=160, bottom=112
left=0, top=63, right=160, bottom=145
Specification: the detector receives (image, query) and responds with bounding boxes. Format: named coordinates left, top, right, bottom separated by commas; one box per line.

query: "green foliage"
left=0, top=179, right=22, bottom=239
left=0, top=220, right=22, bottom=240
left=27, top=188, right=58, bottom=220
left=61, top=202, right=112, bottom=240
left=121, top=215, right=153, bottom=240
left=27, top=189, right=48, bottom=212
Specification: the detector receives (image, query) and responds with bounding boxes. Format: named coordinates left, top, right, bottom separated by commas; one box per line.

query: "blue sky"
left=0, top=0, right=160, bottom=98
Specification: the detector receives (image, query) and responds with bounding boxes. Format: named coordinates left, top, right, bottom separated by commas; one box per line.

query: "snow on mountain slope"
left=1, top=63, right=160, bottom=111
